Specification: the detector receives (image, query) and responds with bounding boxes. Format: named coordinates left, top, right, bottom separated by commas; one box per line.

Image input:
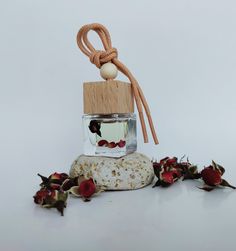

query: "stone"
left=69, top=152, right=154, bottom=190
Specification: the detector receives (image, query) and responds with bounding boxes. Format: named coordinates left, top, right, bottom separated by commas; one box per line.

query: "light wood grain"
left=83, top=80, right=134, bottom=114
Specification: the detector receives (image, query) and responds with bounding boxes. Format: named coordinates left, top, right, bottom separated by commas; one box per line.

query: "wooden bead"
left=100, top=62, right=118, bottom=80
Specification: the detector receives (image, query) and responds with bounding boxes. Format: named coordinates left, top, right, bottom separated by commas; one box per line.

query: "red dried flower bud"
left=170, top=168, right=182, bottom=178
left=33, top=189, right=49, bottom=204
left=117, top=140, right=126, bottom=148
left=160, top=157, right=169, bottom=165
left=50, top=172, right=61, bottom=180
left=161, top=171, right=175, bottom=184
left=107, top=142, right=116, bottom=148
left=50, top=172, right=68, bottom=181
left=201, top=167, right=222, bottom=186
left=98, top=140, right=108, bottom=147
left=166, top=157, right=178, bottom=166
left=49, top=183, right=61, bottom=190
left=78, top=178, right=96, bottom=198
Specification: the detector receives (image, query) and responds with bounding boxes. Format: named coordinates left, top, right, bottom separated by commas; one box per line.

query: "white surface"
left=1, top=0, right=236, bottom=251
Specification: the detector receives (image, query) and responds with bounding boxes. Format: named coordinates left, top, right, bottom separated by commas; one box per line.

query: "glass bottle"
left=83, top=113, right=137, bottom=157
left=82, top=79, right=136, bottom=157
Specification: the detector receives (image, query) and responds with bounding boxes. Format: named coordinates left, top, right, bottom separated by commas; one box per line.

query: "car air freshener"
left=71, top=23, right=158, bottom=190
left=77, top=23, right=158, bottom=158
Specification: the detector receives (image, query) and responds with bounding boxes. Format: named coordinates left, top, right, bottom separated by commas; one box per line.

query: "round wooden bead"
left=100, top=62, right=118, bottom=80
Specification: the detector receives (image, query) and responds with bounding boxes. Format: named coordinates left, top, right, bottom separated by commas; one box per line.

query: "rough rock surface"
left=70, top=152, right=154, bottom=190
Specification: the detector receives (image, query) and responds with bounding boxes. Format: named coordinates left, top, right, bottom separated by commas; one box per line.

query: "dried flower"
left=199, top=161, right=236, bottom=191
left=61, top=177, right=77, bottom=191
left=153, top=157, right=235, bottom=191
left=201, top=167, right=222, bottom=186
left=38, top=172, right=69, bottom=190
left=34, top=171, right=105, bottom=216
left=79, top=179, right=96, bottom=198
left=178, top=162, right=201, bottom=180
left=117, top=140, right=126, bottom=148
left=98, top=139, right=126, bottom=148
left=70, top=177, right=103, bottom=201
left=153, top=156, right=201, bottom=188
left=98, top=139, right=108, bottom=146
left=89, top=120, right=101, bottom=137
left=33, top=189, right=51, bottom=205
left=33, top=188, right=68, bottom=216
left=153, top=157, right=184, bottom=187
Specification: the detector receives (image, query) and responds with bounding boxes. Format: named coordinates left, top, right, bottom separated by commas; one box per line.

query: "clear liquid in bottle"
left=82, top=114, right=137, bottom=157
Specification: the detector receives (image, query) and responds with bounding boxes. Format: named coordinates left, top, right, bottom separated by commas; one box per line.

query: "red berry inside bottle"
left=98, top=140, right=108, bottom=147
left=107, top=142, right=116, bottom=148
left=117, top=140, right=126, bottom=148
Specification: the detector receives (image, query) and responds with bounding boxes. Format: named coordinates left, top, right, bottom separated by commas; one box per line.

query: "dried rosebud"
left=117, top=140, right=126, bottom=148
left=89, top=120, right=101, bottom=137
left=152, top=159, right=180, bottom=187
left=98, top=139, right=108, bottom=147
left=178, top=162, right=201, bottom=180
left=49, top=183, right=61, bottom=190
left=42, top=190, right=68, bottom=216
left=33, top=189, right=50, bottom=205
left=163, top=157, right=182, bottom=177
left=170, top=168, right=182, bottom=179
left=49, top=172, right=68, bottom=181
left=33, top=189, right=57, bottom=205
left=199, top=161, right=236, bottom=191
left=158, top=157, right=168, bottom=167
left=34, top=188, right=68, bottom=216
left=69, top=177, right=103, bottom=201
left=61, top=178, right=77, bottom=191
left=78, top=178, right=96, bottom=199
left=38, top=172, right=69, bottom=190
left=107, top=142, right=116, bottom=148
left=152, top=156, right=199, bottom=188
left=165, top=157, right=178, bottom=167
left=159, top=157, right=180, bottom=174
left=201, top=166, right=222, bottom=186
left=161, top=171, right=175, bottom=185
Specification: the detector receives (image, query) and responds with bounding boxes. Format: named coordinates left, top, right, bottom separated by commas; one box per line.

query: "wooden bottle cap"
left=83, top=80, right=134, bottom=114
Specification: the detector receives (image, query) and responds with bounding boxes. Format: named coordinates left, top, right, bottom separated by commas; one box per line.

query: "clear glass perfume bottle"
left=83, top=113, right=137, bottom=157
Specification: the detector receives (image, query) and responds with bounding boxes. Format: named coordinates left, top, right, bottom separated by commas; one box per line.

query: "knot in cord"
left=89, top=48, right=118, bottom=68
left=77, top=23, right=159, bottom=145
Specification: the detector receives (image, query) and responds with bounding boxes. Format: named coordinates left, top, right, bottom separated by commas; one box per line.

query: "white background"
left=1, top=0, right=236, bottom=250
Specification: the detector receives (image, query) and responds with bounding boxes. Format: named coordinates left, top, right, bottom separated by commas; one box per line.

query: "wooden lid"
left=83, top=80, right=134, bottom=114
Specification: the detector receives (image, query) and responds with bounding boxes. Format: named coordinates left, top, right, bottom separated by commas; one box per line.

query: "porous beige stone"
left=69, top=152, right=154, bottom=190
